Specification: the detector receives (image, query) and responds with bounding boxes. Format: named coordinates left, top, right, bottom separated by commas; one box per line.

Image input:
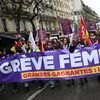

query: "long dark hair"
left=63, top=37, right=70, bottom=47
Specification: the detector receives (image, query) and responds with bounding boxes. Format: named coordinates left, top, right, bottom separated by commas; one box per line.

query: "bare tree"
left=0, top=0, right=53, bottom=38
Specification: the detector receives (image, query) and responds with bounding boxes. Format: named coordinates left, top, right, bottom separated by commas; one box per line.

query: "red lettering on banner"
left=23, top=74, right=28, bottom=78
left=98, top=67, right=100, bottom=72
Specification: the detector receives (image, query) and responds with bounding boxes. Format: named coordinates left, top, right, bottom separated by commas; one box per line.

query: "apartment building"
left=0, top=0, right=74, bottom=35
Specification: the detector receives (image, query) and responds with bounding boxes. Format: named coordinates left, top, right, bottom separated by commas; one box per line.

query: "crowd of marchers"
left=0, top=28, right=99, bottom=92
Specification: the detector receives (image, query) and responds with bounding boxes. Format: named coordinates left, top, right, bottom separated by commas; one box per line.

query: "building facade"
left=73, top=0, right=100, bottom=30
left=0, top=0, right=74, bottom=36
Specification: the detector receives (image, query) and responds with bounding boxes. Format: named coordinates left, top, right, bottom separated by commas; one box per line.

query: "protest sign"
left=0, top=45, right=100, bottom=83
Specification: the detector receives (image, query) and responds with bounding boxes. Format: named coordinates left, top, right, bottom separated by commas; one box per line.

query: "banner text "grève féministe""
left=0, top=49, right=100, bottom=74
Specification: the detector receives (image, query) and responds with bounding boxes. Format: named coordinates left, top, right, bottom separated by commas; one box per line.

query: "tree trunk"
left=2, top=18, right=8, bottom=32
left=23, top=20, right=27, bottom=31
left=30, top=20, right=37, bottom=39
left=15, top=16, right=20, bottom=33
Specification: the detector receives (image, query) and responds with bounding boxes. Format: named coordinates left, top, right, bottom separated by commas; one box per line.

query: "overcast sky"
left=82, top=0, right=100, bottom=15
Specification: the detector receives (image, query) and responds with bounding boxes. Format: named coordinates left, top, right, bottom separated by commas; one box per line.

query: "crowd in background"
left=0, top=28, right=99, bottom=92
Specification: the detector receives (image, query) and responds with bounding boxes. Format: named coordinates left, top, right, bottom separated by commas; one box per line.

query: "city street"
left=0, top=77, right=100, bottom=100
left=0, top=81, right=40, bottom=100
left=30, top=77, right=100, bottom=100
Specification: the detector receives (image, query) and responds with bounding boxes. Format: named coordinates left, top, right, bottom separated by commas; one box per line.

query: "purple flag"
left=61, top=19, right=72, bottom=35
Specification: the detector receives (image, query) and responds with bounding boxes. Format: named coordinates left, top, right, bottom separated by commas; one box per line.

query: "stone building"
left=73, top=0, right=100, bottom=31
left=0, top=0, right=74, bottom=35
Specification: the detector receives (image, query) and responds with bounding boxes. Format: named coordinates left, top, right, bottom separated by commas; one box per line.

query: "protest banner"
left=28, top=31, right=37, bottom=52
left=61, top=19, right=72, bottom=35
left=0, top=45, right=100, bottom=83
